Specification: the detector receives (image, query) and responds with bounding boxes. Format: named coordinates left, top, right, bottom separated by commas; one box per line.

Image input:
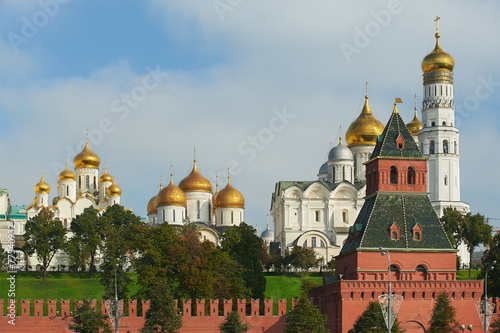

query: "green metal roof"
left=7, top=205, right=27, bottom=219
left=340, top=194, right=453, bottom=255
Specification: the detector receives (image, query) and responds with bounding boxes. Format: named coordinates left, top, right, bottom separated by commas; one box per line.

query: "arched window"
left=342, top=210, right=348, bottom=223
left=431, top=121, right=436, bottom=127
left=390, top=166, right=398, bottom=184
left=208, top=203, right=211, bottom=222
left=442, top=121, right=446, bottom=126
left=454, top=141, right=457, bottom=154
left=197, top=200, right=200, bottom=219
left=407, top=167, right=415, bottom=185
left=392, top=231, right=398, bottom=240
left=444, top=176, right=447, bottom=186
left=94, top=176, right=97, bottom=189
left=315, top=211, right=320, bottom=222
left=443, top=140, right=449, bottom=154
left=303, top=240, right=308, bottom=247
left=320, top=240, right=325, bottom=247
left=86, top=176, right=89, bottom=189
left=78, top=177, right=81, bottom=189
left=220, top=212, right=223, bottom=224
left=66, top=186, right=69, bottom=196
left=231, top=211, right=234, bottom=224
left=173, top=210, right=176, bottom=222
left=415, top=231, right=421, bottom=240
left=332, top=167, right=336, bottom=182
left=311, top=237, right=317, bottom=247
left=429, top=140, right=435, bottom=154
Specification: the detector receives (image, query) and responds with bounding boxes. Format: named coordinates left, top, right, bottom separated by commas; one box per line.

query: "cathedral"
left=270, top=21, right=469, bottom=265
left=146, top=160, right=246, bottom=244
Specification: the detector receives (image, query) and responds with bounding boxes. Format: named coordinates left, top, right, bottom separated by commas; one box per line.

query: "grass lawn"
left=456, top=270, right=480, bottom=280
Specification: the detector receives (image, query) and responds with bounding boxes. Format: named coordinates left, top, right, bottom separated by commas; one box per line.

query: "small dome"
left=318, top=162, right=328, bottom=175
left=178, top=160, right=213, bottom=193
left=33, top=196, right=38, bottom=206
left=35, top=174, right=50, bottom=194
left=406, top=109, right=423, bottom=136
left=422, top=33, right=454, bottom=73
left=346, top=95, right=384, bottom=146
left=74, top=142, right=100, bottom=169
left=107, top=180, right=121, bottom=197
left=147, top=184, right=162, bottom=215
left=157, top=175, right=187, bottom=207
left=328, top=139, right=354, bottom=161
left=261, top=227, right=274, bottom=238
left=58, top=163, right=76, bottom=181
left=212, top=178, right=220, bottom=211
left=214, top=178, right=244, bottom=209
left=99, top=168, right=113, bottom=183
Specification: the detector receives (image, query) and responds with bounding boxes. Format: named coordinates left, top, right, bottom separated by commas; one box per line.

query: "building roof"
left=340, top=194, right=453, bottom=255
left=370, top=104, right=424, bottom=160
left=276, top=180, right=365, bottom=193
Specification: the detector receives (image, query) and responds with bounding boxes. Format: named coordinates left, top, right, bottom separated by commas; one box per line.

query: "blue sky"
left=1, top=0, right=499, bottom=232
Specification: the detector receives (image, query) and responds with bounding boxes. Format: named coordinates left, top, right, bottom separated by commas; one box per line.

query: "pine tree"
left=285, top=291, right=328, bottom=333
left=141, top=280, right=182, bottom=333
left=219, top=310, right=250, bottom=333
left=429, top=292, right=460, bottom=333
left=68, top=299, right=112, bottom=333
left=349, top=301, right=403, bottom=333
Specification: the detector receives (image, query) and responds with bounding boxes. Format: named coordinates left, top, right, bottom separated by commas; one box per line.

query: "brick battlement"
left=0, top=298, right=295, bottom=332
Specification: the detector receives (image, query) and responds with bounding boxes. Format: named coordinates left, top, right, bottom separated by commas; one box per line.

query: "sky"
left=1, top=0, right=499, bottom=232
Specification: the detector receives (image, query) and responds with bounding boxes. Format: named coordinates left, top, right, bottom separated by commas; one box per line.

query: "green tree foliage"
left=99, top=204, right=143, bottom=299
left=429, top=292, right=460, bottom=333
left=65, top=235, right=90, bottom=272
left=23, top=207, right=66, bottom=281
left=261, top=243, right=279, bottom=273
left=289, top=246, right=320, bottom=275
left=68, top=299, right=112, bottom=333
left=141, top=281, right=182, bottom=333
left=285, top=291, right=328, bottom=333
left=0, top=242, right=7, bottom=272
left=70, top=206, right=103, bottom=278
left=490, top=318, right=500, bottom=333
left=219, top=310, right=250, bottom=333
left=324, top=258, right=335, bottom=275
left=349, top=301, right=403, bottom=333
left=221, top=222, right=266, bottom=299
left=478, top=232, right=500, bottom=298
left=462, top=213, right=492, bottom=277
left=440, top=207, right=464, bottom=249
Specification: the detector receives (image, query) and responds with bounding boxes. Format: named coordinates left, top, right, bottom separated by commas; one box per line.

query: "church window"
left=407, top=167, right=415, bottom=185
left=454, top=141, right=457, bottom=154
left=220, top=212, right=223, bottom=224
left=312, top=237, right=317, bottom=247
left=442, top=121, right=446, bottom=126
left=443, top=140, right=449, bottom=154
left=94, top=176, right=96, bottom=189
left=440, top=86, right=443, bottom=95
left=444, top=176, right=447, bottom=186
left=197, top=200, right=200, bottom=219
left=173, top=210, right=175, bottom=222
left=86, top=176, right=89, bottom=189
left=420, top=143, right=424, bottom=153
left=415, top=231, right=421, bottom=240
left=208, top=203, right=212, bottom=222
left=342, top=210, right=348, bottom=223
left=303, top=240, right=307, bottom=247
left=163, top=209, right=165, bottom=222
left=343, top=166, right=345, bottom=180
left=79, top=177, right=81, bottom=189
left=434, top=86, right=437, bottom=95
left=315, top=210, right=320, bottom=222
left=231, top=211, right=234, bottom=224
left=392, top=231, right=398, bottom=240
left=429, top=140, right=435, bottom=154
left=431, top=121, right=436, bottom=127
left=320, top=240, right=325, bottom=247
left=41, top=197, right=43, bottom=204
left=66, top=186, right=69, bottom=196
left=64, top=219, right=67, bottom=229
left=390, top=166, right=398, bottom=184
left=332, top=167, right=336, bottom=182
left=416, top=265, right=426, bottom=272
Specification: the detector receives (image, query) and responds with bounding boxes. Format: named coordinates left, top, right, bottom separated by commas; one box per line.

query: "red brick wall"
left=0, top=298, right=293, bottom=332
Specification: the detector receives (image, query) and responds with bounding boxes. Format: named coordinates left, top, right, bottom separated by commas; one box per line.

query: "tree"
left=65, top=235, right=90, bottom=272
left=23, top=207, right=66, bottom=281
left=349, top=301, right=403, bottom=333
left=440, top=207, right=464, bottom=249
left=0, top=242, right=7, bottom=272
left=219, top=310, right=250, bottom=333
left=221, top=222, right=266, bottom=299
left=141, top=280, right=182, bottom=333
left=462, top=213, right=492, bottom=277
left=285, top=291, right=328, bottom=333
left=68, top=299, right=112, bottom=333
left=289, top=246, right=320, bottom=276
left=429, top=292, right=460, bottom=333
left=490, top=318, right=500, bottom=333
left=71, top=206, right=103, bottom=278
left=478, top=232, right=500, bottom=299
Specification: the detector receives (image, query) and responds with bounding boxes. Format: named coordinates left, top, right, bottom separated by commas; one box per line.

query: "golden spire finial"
left=193, top=146, right=196, bottom=162
left=227, top=165, right=231, bottom=186
left=435, top=16, right=440, bottom=34
left=215, top=173, right=219, bottom=191
left=85, top=130, right=89, bottom=143
left=365, top=81, right=368, bottom=98
left=160, top=173, right=163, bottom=189
left=393, top=98, right=402, bottom=114
left=339, top=125, right=343, bottom=146
left=414, top=94, right=418, bottom=111
left=170, top=164, right=174, bottom=184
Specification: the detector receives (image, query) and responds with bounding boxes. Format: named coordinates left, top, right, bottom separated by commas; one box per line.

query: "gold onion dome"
left=107, top=179, right=121, bottom=197
left=214, top=177, right=245, bottom=209
left=178, top=160, right=213, bottom=193
left=346, top=95, right=384, bottom=146
left=421, top=33, right=454, bottom=73
left=99, top=168, right=113, bottom=183
left=406, top=97, right=423, bottom=136
left=33, top=196, right=38, bottom=206
left=157, top=175, right=187, bottom=207
left=35, top=174, right=50, bottom=194
left=147, top=184, right=162, bottom=215
left=74, top=142, right=101, bottom=169
left=58, top=163, right=76, bottom=181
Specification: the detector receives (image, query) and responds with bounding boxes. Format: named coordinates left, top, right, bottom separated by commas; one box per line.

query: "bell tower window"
left=390, top=166, right=398, bottom=184
left=429, top=140, right=435, bottom=154
left=407, top=167, right=415, bottom=185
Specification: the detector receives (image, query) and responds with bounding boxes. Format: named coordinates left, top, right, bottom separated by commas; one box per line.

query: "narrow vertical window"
left=312, top=237, right=317, bottom=247
left=86, top=176, right=89, bottom=189
left=443, top=140, right=448, bottom=154
left=197, top=200, right=200, bottom=219
left=231, top=211, right=234, bottom=224
left=221, top=212, right=223, bottom=224
left=454, top=141, right=457, bottom=154
left=429, top=140, right=435, bottom=154
left=390, top=166, right=398, bottom=184
left=66, top=186, right=69, bottom=196
left=315, top=211, right=319, bottom=222
left=407, top=167, right=415, bottom=185
left=173, top=210, right=176, bottom=222
left=79, top=177, right=81, bottom=189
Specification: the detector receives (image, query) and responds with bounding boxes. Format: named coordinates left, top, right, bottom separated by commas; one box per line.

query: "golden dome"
left=214, top=178, right=244, bottom=209
left=35, top=174, right=50, bottom=194
left=58, top=163, right=76, bottom=181
left=107, top=179, right=121, bottom=197
left=74, top=142, right=100, bottom=169
left=157, top=175, right=187, bottom=207
left=147, top=184, right=162, bottom=215
left=422, top=33, right=454, bottom=73
left=212, top=175, right=219, bottom=211
left=99, top=168, right=113, bottom=183
left=33, top=196, right=38, bottom=206
left=346, top=95, right=384, bottom=146
left=178, top=160, right=213, bottom=193
left=406, top=98, right=423, bottom=135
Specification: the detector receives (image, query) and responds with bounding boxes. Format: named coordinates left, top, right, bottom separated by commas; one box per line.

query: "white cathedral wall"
left=74, top=197, right=95, bottom=217
left=75, top=168, right=99, bottom=193
left=157, top=205, right=186, bottom=225
left=185, top=192, right=212, bottom=224
left=216, top=207, right=244, bottom=227
left=349, top=145, right=375, bottom=181
left=99, top=181, right=112, bottom=202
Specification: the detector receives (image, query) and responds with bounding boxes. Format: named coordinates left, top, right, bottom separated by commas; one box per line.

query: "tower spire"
left=434, top=15, right=440, bottom=34
left=339, top=125, right=343, bottom=146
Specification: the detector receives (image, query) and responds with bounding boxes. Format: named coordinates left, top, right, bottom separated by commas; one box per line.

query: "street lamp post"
left=380, top=247, right=391, bottom=333
left=484, top=260, right=496, bottom=333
